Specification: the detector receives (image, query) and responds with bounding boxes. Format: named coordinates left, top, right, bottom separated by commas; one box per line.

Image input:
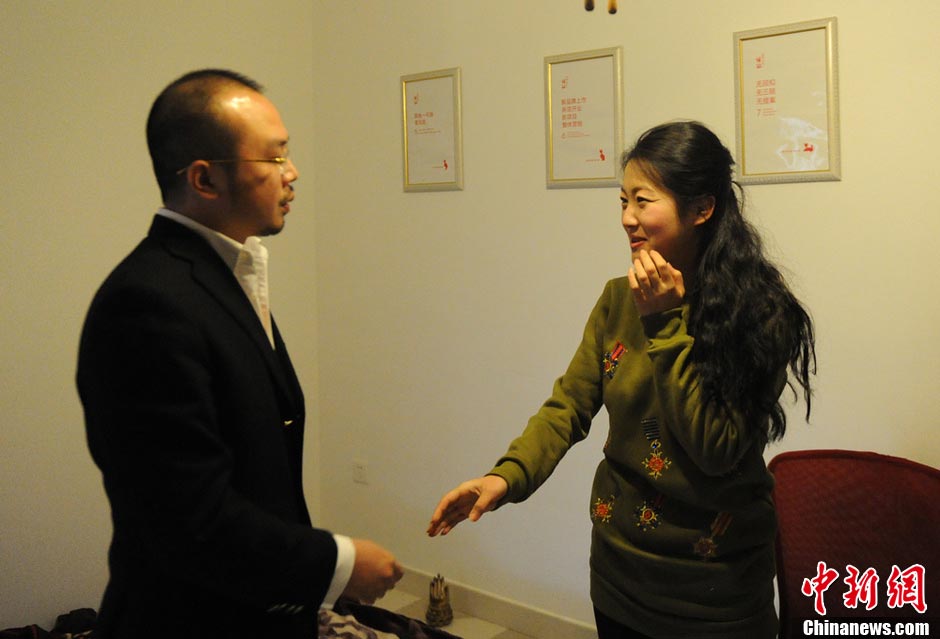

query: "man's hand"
left=341, top=539, right=404, bottom=604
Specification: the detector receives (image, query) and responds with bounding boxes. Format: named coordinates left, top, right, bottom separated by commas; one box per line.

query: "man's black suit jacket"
left=77, top=215, right=337, bottom=638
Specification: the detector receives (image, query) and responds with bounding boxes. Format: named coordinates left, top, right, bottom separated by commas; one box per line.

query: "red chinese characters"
left=412, top=111, right=435, bottom=127
left=887, top=564, right=927, bottom=614
left=843, top=565, right=879, bottom=611
left=560, top=97, right=588, bottom=129
left=754, top=79, right=777, bottom=118
left=802, top=562, right=928, bottom=616
left=802, top=561, right=840, bottom=615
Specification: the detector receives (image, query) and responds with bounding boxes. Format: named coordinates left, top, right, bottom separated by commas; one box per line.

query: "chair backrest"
left=768, top=449, right=940, bottom=637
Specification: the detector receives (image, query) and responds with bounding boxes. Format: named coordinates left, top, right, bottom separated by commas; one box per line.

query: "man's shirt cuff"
left=321, top=534, right=355, bottom=608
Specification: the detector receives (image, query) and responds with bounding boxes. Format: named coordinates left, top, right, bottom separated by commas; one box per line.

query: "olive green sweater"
left=490, top=277, right=780, bottom=638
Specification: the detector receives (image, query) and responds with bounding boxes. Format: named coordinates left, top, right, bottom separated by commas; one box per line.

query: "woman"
left=427, top=121, right=815, bottom=638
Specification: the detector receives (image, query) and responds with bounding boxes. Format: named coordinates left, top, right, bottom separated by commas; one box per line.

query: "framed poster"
left=734, top=17, right=841, bottom=184
left=401, top=67, right=464, bottom=192
left=545, top=47, right=623, bottom=189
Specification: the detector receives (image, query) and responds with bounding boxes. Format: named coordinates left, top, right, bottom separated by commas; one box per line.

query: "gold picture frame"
left=401, top=67, right=464, bottom=192
left=544, top=47, right=623, bottom=189
left=733, top=17, right=841, bottom=184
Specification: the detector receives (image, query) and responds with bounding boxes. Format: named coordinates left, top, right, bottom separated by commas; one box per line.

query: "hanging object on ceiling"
left=584, top=0, right=617, bottom=13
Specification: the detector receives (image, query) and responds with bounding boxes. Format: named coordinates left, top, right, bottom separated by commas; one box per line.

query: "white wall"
left=2, top=0, right=938, bottom=630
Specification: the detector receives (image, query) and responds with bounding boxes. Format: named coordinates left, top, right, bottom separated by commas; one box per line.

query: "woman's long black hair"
left=622, top=121, right=815, bottom=441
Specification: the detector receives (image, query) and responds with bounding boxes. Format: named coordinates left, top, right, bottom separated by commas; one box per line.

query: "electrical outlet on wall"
left=352, top=459, right=369, bottom=485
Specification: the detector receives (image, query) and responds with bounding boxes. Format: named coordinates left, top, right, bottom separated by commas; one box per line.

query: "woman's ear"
left=692, top=195, right=715, bottom=226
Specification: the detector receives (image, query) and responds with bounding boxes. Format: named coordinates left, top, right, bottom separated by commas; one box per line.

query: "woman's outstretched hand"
left=628, top=249, right=685, bottom=316
left=427, top=475, right=508, bottom=537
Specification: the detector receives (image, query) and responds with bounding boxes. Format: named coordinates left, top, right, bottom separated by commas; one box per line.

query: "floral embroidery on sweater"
left=602, top=342, right=626, bottom=379
left=641, top=417, right=672, bottom=479
left=635, top=494, right=665, bottom=531
left=591, top=495, right=616, bottom=523
left=693, top=511, right=734, bottom=560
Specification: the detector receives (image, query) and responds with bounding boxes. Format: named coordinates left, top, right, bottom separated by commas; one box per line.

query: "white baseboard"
left=399, top=566, right=596, bottom=639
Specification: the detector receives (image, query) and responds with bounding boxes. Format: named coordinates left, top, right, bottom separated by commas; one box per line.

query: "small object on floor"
left=425, top=573, right=454, bottom=627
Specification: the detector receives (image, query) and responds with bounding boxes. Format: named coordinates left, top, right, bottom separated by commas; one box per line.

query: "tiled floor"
left=376, top=588, right=535, bottom=639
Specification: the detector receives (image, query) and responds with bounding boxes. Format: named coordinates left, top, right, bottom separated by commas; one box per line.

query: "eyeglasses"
left=175, top=157, right=291, bottom=176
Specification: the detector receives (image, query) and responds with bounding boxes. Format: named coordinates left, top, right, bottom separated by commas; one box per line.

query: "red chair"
left=768, top=449, right=940, bottom=637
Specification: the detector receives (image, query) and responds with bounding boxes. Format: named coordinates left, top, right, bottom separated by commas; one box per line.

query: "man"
left=77, top=69, right=402, bottom=639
